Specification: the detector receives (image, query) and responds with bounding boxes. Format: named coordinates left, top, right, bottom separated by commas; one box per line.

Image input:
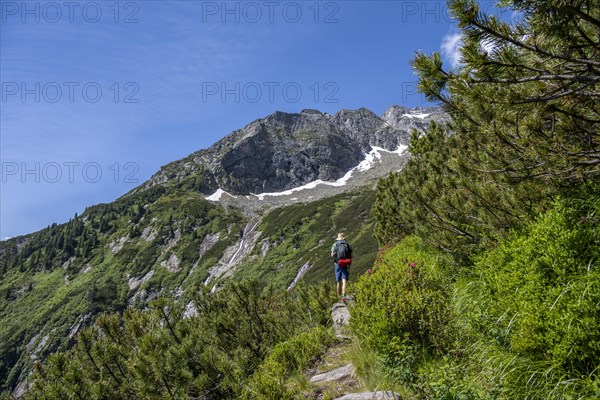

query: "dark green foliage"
left=364, top=1, right=600, bottom=398
left=0, top=188, right=243, bottom=393
left=429, top=0, right=599, bottom=182
left=24, top=281, right=336, bottom=399
left=457, top=188, right=600, bottom=396
left=353, top=190, right=600, bottom=399
left=86, top=276, right=123, bottom=313
left=374, top=0, right=599, bottom=258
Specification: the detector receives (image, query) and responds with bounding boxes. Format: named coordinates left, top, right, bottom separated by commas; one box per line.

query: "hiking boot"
left=341, top=295, right=347, bottom=302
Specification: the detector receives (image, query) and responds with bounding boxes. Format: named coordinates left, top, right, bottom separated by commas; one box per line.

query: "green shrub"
left=474, top=192, right=600, bottom=372
left=244, top=326, right=335, bottom=400
left=454, top=187, right=600, bottom=398
left=351, top=236, right=453, bottom=380
left=414, top=356, right=497, bottom=400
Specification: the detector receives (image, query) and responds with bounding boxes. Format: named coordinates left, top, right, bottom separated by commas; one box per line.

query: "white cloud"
left=441, top=31, right=463, bottom=68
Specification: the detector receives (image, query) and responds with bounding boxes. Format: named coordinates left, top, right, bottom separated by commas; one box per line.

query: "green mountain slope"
left=1, top=104, right=445, bottom=395
left=233, top=189, right=378, bottom=289
left=0, top=181, right=377, bottom=394
left=2, top=104, right=428, bottom=395
left=0, top=187, right=243, bottom=392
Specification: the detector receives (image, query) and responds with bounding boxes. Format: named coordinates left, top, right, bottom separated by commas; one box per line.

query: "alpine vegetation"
left=1, top=0, right=599, bottom=398
left=363, top=0, right=600, bottom=398
left=0, top=106, right=440, bottom=396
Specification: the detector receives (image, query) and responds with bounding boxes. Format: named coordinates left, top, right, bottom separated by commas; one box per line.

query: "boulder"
left=310, top=364, right=354, bottom=383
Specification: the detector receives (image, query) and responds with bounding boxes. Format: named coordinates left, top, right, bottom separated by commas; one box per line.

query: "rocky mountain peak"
left=137, top=105, right=447, bottom=197
left=330, top=108, right=383, bottom=141
left=381, top=105, right=446, bottom=129
left=300, top=109, right=324, bottom=115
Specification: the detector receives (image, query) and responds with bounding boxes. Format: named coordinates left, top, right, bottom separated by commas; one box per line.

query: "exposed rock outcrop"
left=204, top=220, right=261, bottom=289
left=134, top=106, right=448, bottom=196
left=288, top=262, right=313, bottom=290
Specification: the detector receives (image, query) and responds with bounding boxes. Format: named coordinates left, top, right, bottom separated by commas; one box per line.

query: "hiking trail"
left=303, top=298, right=401, bottom=400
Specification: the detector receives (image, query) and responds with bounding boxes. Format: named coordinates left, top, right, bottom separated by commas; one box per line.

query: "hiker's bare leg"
left=337, top=281, right=342, bottom=296
left=342, top=279, right=347, bottom=296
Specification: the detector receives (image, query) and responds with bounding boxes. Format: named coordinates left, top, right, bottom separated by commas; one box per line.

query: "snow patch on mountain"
left=253, top=175, right=349, bottom=200
left=373, top=145, right=408, bottom=156
left=402, top=112, right=431, bottom=119
left=356, top=148, right=382, bottom=171
left=253, top=145, right=407, bottom=201
left=206, top=188, right=237, bottom=201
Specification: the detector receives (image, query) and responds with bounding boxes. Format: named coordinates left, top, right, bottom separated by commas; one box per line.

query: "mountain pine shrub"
left=375, top=0, right=599, bottom=259
left=23, top=280, right=337, bottom=399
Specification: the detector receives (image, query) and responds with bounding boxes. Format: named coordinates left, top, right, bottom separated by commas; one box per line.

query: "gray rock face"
left=215, top=121, right=362, bottom=194
left=134, top=105, right=446, bottom=196
left=381, top=105, right=448, bottom=131
left=334, top=392, right=401, bottom=400
left=203, top=220, right=261, bottom=289
left=310, top=364, right=354, bottom=383
left=288, top=262, right=313, bottom=291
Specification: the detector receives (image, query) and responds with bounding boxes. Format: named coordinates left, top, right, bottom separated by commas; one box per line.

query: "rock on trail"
left=331, top=302, right=351, bottom=340
left=310, top=364, right=354, bottom=384
left=334, top=392, right=401, bottom=400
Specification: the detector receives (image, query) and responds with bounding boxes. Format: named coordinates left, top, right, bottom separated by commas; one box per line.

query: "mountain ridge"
left=132, top=105, right=447, bottom=197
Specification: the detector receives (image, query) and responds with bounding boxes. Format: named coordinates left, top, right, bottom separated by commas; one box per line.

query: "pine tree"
left=375, top=0, right=599, bottom=256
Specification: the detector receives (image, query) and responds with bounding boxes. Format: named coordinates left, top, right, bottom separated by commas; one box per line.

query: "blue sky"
left=0, top=0, right=507, bottom=239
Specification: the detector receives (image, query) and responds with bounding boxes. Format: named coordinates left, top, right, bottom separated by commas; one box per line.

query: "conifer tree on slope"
left=375, top=0, right=599, bottom=256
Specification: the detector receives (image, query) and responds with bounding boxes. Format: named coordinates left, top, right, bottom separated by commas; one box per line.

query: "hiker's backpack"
left=336, top=240, right=352, bottom=266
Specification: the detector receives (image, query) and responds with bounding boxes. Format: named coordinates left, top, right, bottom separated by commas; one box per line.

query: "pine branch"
left=565, top=5, right=600, bottom=29
left=575, top=24, right=599, bottom=47
left=414, top=192, right=476, bottom=239
left=550, top=105, right=600, bottom=123
left=471, top=161, right=547, bottom=174
left=468, top=18, right=600, bottom=68
left=160, top=306, right=181, bottom=344
left=472, top=75, right=600, bottom=84
left=514, top=80, right=598, bottom=103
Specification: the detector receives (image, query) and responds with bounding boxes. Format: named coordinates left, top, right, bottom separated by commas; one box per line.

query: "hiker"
left=331, top=232, right=352, bottom=301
